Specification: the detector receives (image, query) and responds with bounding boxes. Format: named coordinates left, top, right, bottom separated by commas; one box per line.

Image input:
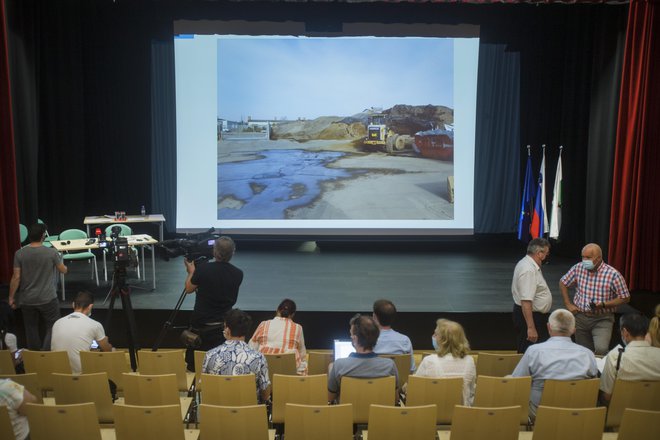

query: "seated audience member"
left=0, top=378, right=37, bottom=440
left=413, top=319, right=476, bottom=405
left=600, top=313, right=660, bottom=403
left=51, top=291, right=113, bottom=374
left=249, top=298, right=307, bottom=374
left=645, top=304, right=660, bottom=347
left=203, top=309, right=271, bottom=403
left=372, top=299, right=415, bottom=372
left=328, top=314, right=398, bottom=402
left=512, top=308, right=598, bottom=418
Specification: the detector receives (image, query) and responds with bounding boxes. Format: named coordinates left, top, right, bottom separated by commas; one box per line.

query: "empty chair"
left=0, top=373, right=43, bottom=403
left=532, top=406, right=606, bottom=440
left=19, top=224, right=28, bottom=244
left=80, top=350, right=131, bottom=391
left=605, top=379, right=660, bottom=429
left=114, top=404, right=198, bottom=440
left=271, top=373, right=327, bottom=424
left=449, top=405, right=521, bottom=440
left=0, top=350, right=15, bottom=374
left=475, top=352, right=523, bottom=377
left=378, top=353, right=410, bottom=388
left=366, top=404, right=437, bottom=440
left=138, top=349, right=190, bottom=391
left=200, top=373, right=257, bottom=406
left=617, top=409, right=660, bottom=440
left=284, top=403, right=353, bottom=440
left=25, top=402, right=102, bottom=440
left=538, top=379, right=600, bottom=408
left=473, top=375, right=531, bottom=425
left=263, top=352, right=297, bottom=384
left=199, top=404, right=274, bottom=440
left=122, top=373, right=180, bottom=406
left=406, top=376, right=463, bottom=424
left=340, top=376, right=396, bottom=424
left=22, top=350, right=71, bottom=393
left=58, top=229, right=100, bottom=300
left=52, top=372, right=114, bottom=423
left=307, top=351, right=333, bottom=375
left=193, top=350, right=206, bottom=391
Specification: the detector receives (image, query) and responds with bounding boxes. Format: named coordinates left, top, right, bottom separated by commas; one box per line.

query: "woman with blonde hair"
left=646, top=304, right=660, bottom=347
left=413, top=319, right=476, bottom=405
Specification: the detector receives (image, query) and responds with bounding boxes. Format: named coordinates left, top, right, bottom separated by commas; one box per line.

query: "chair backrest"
left=532, top=406, right=606, bottom=440
left=473, top=375, right=531, bottom=425
left=114, top=404, right=185, bottom=440
left=105, top=224, right=133, bottom=237
left=378, top=353, right=409, bottom=387
left=19, top=224, right=28, bottom=243
left=137, top=349, right=189, bottom=391
left=368, top=404, right=437, bottom=440
left=25, top=402, right=102, bottom=440
left=0, top=405, right=14, bottom=440
left=406, top=375, right=463, bottom=424
left=200, top=373, right=257, bottom=406
left=0, top=373, right=43, bottom=403
left=22, top=350, right=72, bottom=392
left=80, top=350, right=131, bottom=391
left=52, top=372, right=114, bottom=423
left=605, top=380, right=660, bottom=429
left=475, top=352, right=523, bottom=377
left=194, top=350, right=206, bottom=391
left=451, top=405, right=521, bottom=440
left=539, top=378, right=600, bottom=408
left=122, top=373, right=180, bottom=406
left=307, top=351, right=333, bottom=376
left=263, top=352, right=297, bottom=383
left=199, top=404, right=270, bottom=440
left=59, top=229, right=88, bottom=240
left=616, top=409, right=660, bottom=440
left=284, top=403, right=353, bottom=440
left=0, top=350, right=15, bottom=374
left=272, top=374, right=328, bottom=424
left=340, top=376, right=396, bottom=424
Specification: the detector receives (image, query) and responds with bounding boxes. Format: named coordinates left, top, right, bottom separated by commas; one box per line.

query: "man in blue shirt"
left=372, top=299, right=415, bottom=372
left=512, top=308, right=598, bottom=419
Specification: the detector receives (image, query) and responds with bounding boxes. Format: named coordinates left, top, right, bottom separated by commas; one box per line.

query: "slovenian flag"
left=517, top=151, right=535, bottom=242
left=549, top=148, right=563, bottom=239
left=530, top=147, right=548, bottom=238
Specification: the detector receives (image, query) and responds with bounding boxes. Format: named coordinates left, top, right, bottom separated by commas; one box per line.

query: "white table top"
left=51, top=234, right=158, bottom=252
left=84, top=214, right=165, bottom=224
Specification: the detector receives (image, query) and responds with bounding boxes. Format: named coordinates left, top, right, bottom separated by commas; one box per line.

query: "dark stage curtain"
left=0, top=0, right=21, bottom=283
left=609, top=0, right=660, bottom=291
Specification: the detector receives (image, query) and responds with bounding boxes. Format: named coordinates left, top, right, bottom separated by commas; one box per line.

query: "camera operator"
left=183, top=236, right=243, bottom=371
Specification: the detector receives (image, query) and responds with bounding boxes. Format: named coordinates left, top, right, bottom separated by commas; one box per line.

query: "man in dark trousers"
left=183, top=236, right=243, bottom=370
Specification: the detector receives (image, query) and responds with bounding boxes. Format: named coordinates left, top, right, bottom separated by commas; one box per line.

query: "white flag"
left=541, top=147, right=549, bottom=234
left=549, top=149, right=563, bottom=239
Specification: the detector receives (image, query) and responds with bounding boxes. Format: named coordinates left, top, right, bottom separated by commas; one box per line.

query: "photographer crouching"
left=183, top=236, right=243, bottom=371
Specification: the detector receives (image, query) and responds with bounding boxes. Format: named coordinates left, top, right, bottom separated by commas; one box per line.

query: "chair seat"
left=63, top=251, right=96, bottom=260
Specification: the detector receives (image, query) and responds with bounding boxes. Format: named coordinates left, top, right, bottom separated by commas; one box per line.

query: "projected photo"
left=216, top=37, right=455, bottom=221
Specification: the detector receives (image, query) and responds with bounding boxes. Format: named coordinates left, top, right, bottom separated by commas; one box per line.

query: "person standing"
left=512, top=238, right=552, bottom=353
left=8, top=223, right=67, bottom=350
left=560, top=243, right=630, bottom=355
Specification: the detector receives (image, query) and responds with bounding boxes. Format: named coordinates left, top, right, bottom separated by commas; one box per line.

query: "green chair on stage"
left=58, top=229, right=99, bottom=300
left=19, top=224, right=28, bottom=245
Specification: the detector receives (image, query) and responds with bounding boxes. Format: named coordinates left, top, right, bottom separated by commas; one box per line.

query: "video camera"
left=157, top=228, right=219, bottom=264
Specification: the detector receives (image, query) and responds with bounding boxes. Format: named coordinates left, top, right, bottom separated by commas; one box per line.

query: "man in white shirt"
left=512, top=238, right=553, bottom=353
left=51, top=291, right=113, bottom=374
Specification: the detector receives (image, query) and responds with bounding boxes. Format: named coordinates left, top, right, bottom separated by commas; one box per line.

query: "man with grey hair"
left=512, top=237, right=552, bottom=353
left=560, top=243, right=630, bottom=355
left=183, top=236, right=243, bottom=370
left=512, top=309, right=598, bottom=419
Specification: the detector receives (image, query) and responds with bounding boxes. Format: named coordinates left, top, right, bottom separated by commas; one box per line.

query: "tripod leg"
left=152, top=287, right=190, bottom=351
left=120, top=288, right=140, bottom=372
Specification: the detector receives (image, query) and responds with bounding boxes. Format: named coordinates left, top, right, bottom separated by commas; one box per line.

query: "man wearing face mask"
left=559, top=243, right=630, bottom=355
left=51, top=290, right=113, bottom=374
left=512, top=238, right=552, bottom=353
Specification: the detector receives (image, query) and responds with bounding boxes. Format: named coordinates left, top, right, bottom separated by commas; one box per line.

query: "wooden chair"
left=365, top=404, right=437, bottom=440
left=340, top=376, right=396, bottom=424
left=263, top=352, right=297, bottom=384
left=80, top=350, right=131, bottom=391
left=193, top=350, right=206, bottom=391
left=200, top=373, right=257, bottom=406
left=538, top=379, right=600, bottom=408
left=617, top=409, right=660, bottom=440
left=605, top=380, right=660, bottom=429
left=532, top=406, right=606, bottom=440
left=199, top=404, right=274, bottom=440
left=284, top=403, right=353, bottom=440
left=121, top=373, right=193, bottom=420
left=473, top=375, right=531, bottom=425
left=448, top=405, right=521, bottom=440
left=307, top=351, right=333, bottom=375
left=114, top=403, right=199, bottom=440
left=22, top=350, right=72, bottom=393
left=0, top=350, right=15, bottom=374
left=0, top=373, right=43, bottom=403
left=24, top=402, right=102, bottom=440
left=271, top=373, right=328, bottom=424
left=378, top=353, right=410, bottom=387
left=137, top=349, right=191, bottom=392
left=0, top=406, right=14, bottom=440
left=52, top=372, right=114, bottom=423
left=405, top=376, right=463, bottom=424
left=475, top=352, right=523, bottom=377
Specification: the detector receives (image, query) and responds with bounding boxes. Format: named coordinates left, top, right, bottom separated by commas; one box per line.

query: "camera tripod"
left=105, top=263, right=139, bottom=371
left=152, top=286, right=189, bottom=351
